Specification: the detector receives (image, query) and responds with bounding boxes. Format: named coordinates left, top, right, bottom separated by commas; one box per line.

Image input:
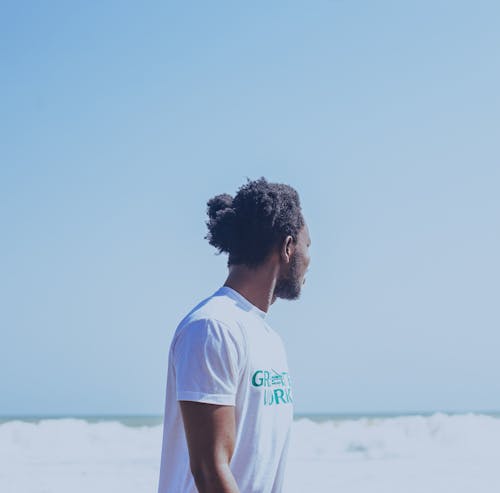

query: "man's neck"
left=223, top=261, right=279, bottom=313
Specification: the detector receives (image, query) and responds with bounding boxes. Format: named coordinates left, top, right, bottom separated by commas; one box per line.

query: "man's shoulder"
left=174, top=291, right=245, bottom=339
left=169, top=294, right=248, bottom=362
left=187, top=292, right=239, bottom=321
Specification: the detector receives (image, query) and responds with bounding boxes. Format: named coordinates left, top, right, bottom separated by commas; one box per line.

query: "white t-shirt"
left=157, top=286, right=293, bottom=493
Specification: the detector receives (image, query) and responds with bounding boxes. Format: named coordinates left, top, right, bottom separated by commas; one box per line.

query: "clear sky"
left=1, top=1, right=499, bottom=416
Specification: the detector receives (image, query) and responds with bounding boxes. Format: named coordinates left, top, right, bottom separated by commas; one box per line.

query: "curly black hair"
left=205, top=177, right=305, bottom=267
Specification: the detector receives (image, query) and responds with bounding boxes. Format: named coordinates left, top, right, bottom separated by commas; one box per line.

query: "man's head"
left=205, top=177, right=311, bottom=300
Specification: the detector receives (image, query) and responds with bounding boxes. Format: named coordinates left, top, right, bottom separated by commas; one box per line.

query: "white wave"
left=1, top=414, right=499, bottom=493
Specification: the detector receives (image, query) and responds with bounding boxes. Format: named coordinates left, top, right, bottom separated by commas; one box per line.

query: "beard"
left=273, top=253, right=303, bottom=301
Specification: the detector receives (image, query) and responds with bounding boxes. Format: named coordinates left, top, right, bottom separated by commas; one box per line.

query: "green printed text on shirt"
left=251, top=369, right=293, bottom=406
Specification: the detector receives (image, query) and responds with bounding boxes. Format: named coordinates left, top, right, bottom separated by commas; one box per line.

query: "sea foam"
left=1, top=413, right=499, bottom=492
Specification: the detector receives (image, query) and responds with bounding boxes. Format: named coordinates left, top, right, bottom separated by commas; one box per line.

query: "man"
left=157, top=177, right=311, bottom=493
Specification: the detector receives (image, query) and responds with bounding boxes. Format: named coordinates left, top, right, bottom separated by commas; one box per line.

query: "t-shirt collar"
left=217, top=286, right=267, bottom=319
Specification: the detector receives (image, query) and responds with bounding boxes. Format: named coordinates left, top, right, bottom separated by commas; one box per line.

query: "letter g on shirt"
left=172, top=318, right=246, bottom=406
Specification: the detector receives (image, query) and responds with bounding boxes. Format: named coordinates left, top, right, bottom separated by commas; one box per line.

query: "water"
left=1, top=412, right=499, bottom=492
left=4, top=410, right=499, bottom=426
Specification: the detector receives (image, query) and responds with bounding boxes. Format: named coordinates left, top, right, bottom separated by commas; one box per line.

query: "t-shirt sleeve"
left=172, top=318, right=245, bottom=405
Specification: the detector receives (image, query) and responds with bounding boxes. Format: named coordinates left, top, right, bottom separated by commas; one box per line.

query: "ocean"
left=1, top=412, right=499, bottom=492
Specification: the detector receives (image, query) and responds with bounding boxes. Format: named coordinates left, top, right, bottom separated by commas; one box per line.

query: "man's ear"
left=280, top=235, right=294, bottom=263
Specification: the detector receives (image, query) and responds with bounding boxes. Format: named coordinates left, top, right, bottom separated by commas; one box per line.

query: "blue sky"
left=1, top=1, right=499, bottom=415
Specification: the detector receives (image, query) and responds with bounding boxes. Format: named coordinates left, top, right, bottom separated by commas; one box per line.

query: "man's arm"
left=179, top=401, right=240, bottom=493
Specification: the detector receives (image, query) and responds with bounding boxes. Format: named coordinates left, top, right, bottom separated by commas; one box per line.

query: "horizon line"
left=1, top=408, right=499, bottom=420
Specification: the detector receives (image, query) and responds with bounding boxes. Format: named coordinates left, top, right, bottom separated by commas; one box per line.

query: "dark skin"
left=180, top=223, right=311, bottom=493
